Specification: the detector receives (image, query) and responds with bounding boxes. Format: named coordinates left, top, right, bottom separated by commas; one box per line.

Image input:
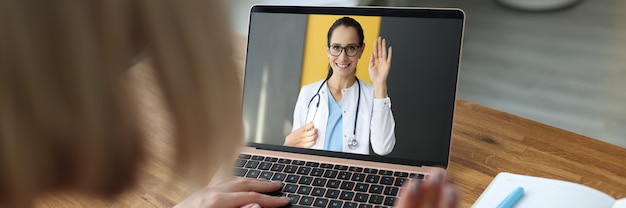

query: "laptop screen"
left=242, top=6, right=464, bottom=168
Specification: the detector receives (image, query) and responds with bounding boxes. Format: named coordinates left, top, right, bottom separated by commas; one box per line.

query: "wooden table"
left=36, top=63, right=626, bottom=207
left=449, top=100, right=626, bottom=207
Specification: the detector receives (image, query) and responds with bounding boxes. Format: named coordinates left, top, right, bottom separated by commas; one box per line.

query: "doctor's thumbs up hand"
left=284, top=122, right=318, bottom=148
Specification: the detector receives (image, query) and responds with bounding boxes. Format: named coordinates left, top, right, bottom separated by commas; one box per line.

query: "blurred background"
left=228, top=0, right=626, bottom=148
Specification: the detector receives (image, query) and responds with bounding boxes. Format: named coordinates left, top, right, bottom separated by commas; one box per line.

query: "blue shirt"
left=324, top=91, right=343, bottom=152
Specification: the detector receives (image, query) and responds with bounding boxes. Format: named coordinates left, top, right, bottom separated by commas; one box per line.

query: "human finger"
left=439, top=183, right=460, bottom=208
left=414, top=170, right=445, bottom=206
left=216, top=192, right=290, bottom=208
left=376, top=37, right=382, bottom=59
left=303, top=133, right=317, bottom=144
left=305, top=127, right=317, bottom=137
left=394, top=179, right=424, bottom=207
left=309, top=132, right=318, bottom=142
left=382, top=38, right=387, bottom=60
left=240, top=203, right=260, bottom=208
left=302, top=139, right=316, bottom=148
left=304, top=122, right=315, bottom=131
left=371, top=37, right=376, bottom=59
left=394, top=169, right=446, bottom=208
left=372, top=37, right=378, bottom=59
left=216, top=177, right=282, bottom=193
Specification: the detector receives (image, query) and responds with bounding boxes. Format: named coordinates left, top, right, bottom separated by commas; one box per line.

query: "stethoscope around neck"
left=305, top=77, right=361, bottom=150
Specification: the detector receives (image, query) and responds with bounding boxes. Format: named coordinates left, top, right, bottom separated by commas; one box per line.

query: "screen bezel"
left=244, top=5, right=465, bottom=169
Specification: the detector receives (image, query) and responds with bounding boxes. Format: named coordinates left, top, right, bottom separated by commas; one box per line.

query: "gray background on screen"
left=243, top=13, right=307, bottom=144
left=379, top=17, right=463, bottom=163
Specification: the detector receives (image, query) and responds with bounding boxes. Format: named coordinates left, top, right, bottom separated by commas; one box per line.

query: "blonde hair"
left=0, top=0, right=242, bottom=206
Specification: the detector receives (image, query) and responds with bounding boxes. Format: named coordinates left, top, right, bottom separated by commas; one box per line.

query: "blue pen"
left=496, top=187, right=525, bottom=208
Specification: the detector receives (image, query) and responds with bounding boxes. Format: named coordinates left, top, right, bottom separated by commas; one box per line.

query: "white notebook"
left=473, top=172, right=626, bottom=208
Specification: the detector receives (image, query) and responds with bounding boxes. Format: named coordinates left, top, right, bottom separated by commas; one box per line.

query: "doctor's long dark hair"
left=325, top=17, right=365, bottom=80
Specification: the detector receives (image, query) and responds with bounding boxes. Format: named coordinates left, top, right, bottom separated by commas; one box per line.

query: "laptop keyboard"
left=234, top=154, right=426, bottom=208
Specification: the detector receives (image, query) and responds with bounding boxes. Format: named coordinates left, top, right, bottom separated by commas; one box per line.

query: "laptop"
left=236, top=5, right=464, bottom=208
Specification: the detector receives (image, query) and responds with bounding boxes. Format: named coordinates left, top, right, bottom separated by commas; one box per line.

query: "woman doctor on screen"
left=284, top=17, right=396, bottom=156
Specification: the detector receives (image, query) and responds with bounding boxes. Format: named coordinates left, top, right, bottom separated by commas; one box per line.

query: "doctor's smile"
left=335, top=63, right=351, bottom=69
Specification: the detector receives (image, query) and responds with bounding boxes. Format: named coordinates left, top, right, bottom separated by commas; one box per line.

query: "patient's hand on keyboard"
left=395, top=168, right=459, bottom=208
left=176, top=164, right=458, bottom=208
left=174, top=177, right=289, bottom=208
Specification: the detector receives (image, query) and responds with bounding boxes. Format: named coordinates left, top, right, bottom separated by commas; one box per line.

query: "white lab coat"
left=291, top=79, right=396, bottom=155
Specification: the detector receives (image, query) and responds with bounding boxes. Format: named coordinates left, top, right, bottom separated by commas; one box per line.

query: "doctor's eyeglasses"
left=328, top=44, right=361, bottom=57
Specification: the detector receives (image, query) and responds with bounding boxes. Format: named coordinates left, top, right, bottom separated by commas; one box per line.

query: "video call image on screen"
left=242, top=11, right=463, bottom=165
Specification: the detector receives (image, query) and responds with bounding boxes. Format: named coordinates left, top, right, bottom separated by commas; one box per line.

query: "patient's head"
left=0, top=0, right=240, bottom=206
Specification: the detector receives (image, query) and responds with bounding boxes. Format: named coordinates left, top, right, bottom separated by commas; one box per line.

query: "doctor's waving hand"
left=284, top=17, right=396, bottom=156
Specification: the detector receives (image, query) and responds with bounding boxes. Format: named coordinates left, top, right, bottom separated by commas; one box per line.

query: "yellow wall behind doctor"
left=301, top=15, right=381, bottom=87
